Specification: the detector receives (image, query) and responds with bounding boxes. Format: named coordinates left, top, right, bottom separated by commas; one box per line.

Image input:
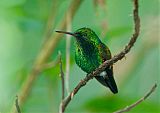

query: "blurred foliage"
left=83, top=96, right=160, bottom=113
left=0, top=0, right=159, bottom=113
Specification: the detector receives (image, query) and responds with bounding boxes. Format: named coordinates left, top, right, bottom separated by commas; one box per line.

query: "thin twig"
left=114, top=83, right=157, bottom=113
left=15, top=95, right=21, bottom=113
left=59, top=103, right=63, bottom=113
left=59, top=52, right=65, bottom=100
left=10, top=1, right=84, bottom=113
left=65, top=12, right=72, bottom=95
left=61, top=0, right=140, bottom=112
left=59, top=51, right=65, bottom=113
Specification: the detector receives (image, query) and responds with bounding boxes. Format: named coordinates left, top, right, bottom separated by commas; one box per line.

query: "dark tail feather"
left=105, top=74, right=118, bottom=94
left=95, top=70, right=118, bottom=94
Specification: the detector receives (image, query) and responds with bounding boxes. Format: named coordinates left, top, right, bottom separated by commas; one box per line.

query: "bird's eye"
left=75, top=33, right=81, bottom=37
left=78, top=48, right=80, bottom=52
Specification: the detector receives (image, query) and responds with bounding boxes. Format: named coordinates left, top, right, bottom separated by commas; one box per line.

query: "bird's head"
left=56, top=27, right=101, bottom=45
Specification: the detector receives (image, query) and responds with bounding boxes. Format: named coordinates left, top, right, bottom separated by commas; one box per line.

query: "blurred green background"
left=0, top=0, right=159, bottom=113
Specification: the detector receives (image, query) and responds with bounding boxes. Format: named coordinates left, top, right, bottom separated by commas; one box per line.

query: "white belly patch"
left=100, top=71, right=107, bottom=78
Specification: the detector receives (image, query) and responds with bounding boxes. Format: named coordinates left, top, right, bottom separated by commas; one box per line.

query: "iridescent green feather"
left=74, top=27, right=118, bottom=94
left=56, top=27, right=118, bottom=94
left=74, top=27, right=111, bottom=73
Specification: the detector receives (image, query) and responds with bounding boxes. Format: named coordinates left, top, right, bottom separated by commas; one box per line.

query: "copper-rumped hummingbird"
left=56, top=27, right=118, bottom=94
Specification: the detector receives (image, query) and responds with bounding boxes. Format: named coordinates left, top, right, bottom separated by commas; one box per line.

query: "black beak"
left=55, top=30, right=76, bottom=37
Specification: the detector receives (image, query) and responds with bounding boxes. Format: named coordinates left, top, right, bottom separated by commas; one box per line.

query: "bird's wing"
left=95, top=43, right=118, bottom=94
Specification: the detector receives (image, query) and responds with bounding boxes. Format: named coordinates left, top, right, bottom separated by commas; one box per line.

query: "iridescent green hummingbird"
left=56, top=27, right=118, bottom=94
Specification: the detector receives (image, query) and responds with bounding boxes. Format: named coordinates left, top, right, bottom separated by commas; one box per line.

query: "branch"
left=10, top=0, right=84, bottom=113
left=61, top=0, right=140, bottom=112
left=114, top=83, right=157, bottom=113
left=59, top=52, right=65, bottom=113
left=65, top=12, right=72, bottom=94
left=59, top=52, right=65, bottom=100
left=15, top=96, right=21, bottom=113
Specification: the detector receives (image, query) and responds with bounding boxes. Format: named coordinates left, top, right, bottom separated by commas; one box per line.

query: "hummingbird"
left=56, top=27, right=118, bottom=94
